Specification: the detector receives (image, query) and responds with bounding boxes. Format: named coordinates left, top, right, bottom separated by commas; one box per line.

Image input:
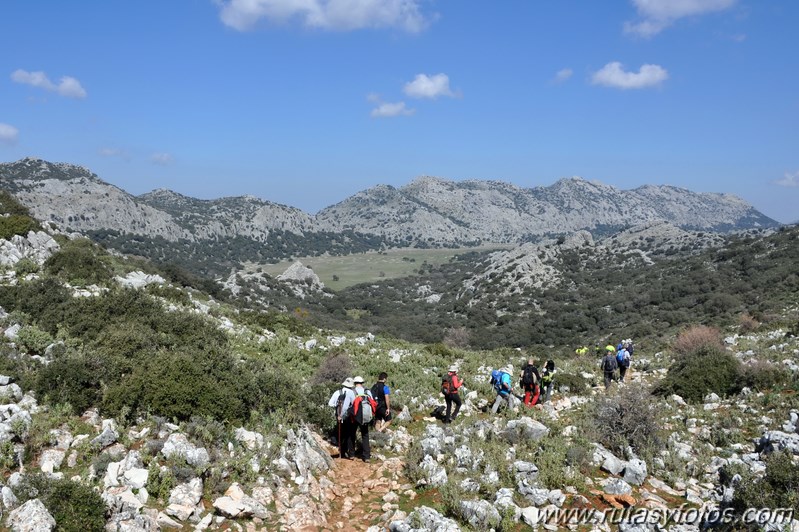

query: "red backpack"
left=349, top=393, right=377, bottom=425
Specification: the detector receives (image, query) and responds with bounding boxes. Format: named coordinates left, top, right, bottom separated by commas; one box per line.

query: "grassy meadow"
left=256, top=245, right=511, bottom=290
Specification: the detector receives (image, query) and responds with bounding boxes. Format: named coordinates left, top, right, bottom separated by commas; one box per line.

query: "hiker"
left=441, top=365, right=462, bottom=424
left=541, top=360, right=556, bottom=403
left=491, top=366, right=514, bottom=414
left=520, top=359, right=540, bottom=407
left=617, top=343, right=631, bottom=382
left=601, top=346, right=618, bottom=390
left=371, top=372, right=392, bottom=432
left=334, top=378, right=356, bottom=458
left=347, top=376, right=375, bottom=462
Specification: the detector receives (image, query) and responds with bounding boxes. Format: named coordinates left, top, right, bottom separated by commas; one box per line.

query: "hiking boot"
left=443, top=418, right=451, bottom=424
left=362, top=457, right=370, bottom=463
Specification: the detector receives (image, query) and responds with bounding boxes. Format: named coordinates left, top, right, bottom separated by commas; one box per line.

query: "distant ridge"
left=0, top=158, right=780, bottom=253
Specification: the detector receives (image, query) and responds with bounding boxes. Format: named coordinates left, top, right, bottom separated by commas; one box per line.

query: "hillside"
left=0, top=159, right=779, bottom=278
left=0, top=195, right=796, bottom=530
left=317, top=175, right=778, bottom=244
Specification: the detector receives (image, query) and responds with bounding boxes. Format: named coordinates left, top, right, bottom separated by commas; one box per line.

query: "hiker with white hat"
left=344, top=376, right=374, bottom=462
left=331, top=377, right=356, bottom=459
left=491, top=365, right=515, bottom=414
left=441, top=365, right=463, bottom=424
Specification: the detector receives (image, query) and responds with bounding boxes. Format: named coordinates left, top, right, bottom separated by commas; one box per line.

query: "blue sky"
left=1, top=1, right=797, bottom=222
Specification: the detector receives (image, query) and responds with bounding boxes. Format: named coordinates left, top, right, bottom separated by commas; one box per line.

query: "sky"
left=1, top=1, right=797, bottom=223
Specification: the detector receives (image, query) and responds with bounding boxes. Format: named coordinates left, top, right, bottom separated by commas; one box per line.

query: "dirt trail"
left=319, top=440, right=407, bottom=531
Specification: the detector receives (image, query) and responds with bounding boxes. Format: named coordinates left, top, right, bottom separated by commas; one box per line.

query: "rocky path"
left=319, top=440, right=409, bottom=531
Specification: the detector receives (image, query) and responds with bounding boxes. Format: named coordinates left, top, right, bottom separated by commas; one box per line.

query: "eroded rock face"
left=0, top=231, right=60, bottom=266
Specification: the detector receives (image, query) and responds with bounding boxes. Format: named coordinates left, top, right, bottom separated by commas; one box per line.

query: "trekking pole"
left=337, top=419, right=342, bottom=458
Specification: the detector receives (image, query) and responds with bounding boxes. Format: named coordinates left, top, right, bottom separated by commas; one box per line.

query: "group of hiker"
left=328, top=373, right=392, bottom=462
left=600, top=338, right=634, bottom=389
left=327, top=339, right=635, bottom=460
left=438, top=359, right=557, bottom=420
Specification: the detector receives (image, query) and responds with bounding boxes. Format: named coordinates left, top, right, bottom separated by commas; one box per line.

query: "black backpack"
left=371, top=382, right=386, bottom=407
left=521, top=365, right=538, bottom=387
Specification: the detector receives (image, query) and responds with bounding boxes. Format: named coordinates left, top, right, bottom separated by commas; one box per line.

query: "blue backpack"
left=490, top=369, right=501, bottom=388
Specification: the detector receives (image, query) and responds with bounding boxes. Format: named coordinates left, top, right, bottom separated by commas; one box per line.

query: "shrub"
left=14, top=473, right=106, bottom=532
left=554, top=372, right=589, bottom=395
left=672, top=325, right=723, bottom=356
left=16, top=324, right=54, bottom=356
left=103, top=348, right=252, bottom=422
left=740, top=360, right=791, bottom=392
left=43, top=239, right=112, bottom=285
left=311, top=352, right=353, bottom=386
left=730, top=451, right=799, bottom=516
left=0, top=214, right=40, bottom=240
left=738, top=313, right=760, bottom=333
left=35, top=356, right=102, bottom=415
left=13, top=258, right=39, bottom=276
left=586, top=385, right=664, bottom=462
left=654, top=344, right=743, bottom=402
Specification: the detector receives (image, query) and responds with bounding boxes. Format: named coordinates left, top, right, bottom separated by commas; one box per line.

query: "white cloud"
left=371, top=101, right=414, bottom=118
left=0, top=123, right=19, bottom=145
left=625, top=0, right=736, bottom=37
left=218, top=0, right=430, bottom=32
left=553, top=68, right=573, bottom=83
left=403, top=73, right=456, bottom=99
left=11, top=69, right=87, bottom=99
left=591, top=62, right=668, bottom=89
left=99, top=147, right=130, bottom=160
left=774, top=171, right=799, bottom=188
left=150, top=153, right=174, bottom=166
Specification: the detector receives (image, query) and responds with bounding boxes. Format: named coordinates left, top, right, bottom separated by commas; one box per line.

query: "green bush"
left=653, top=345, right=743, bottom=402
left=554, top=372, right=589, bottom=395
left=103, top=348, right=252, bottom=422
left=16, top=324, right=54, bottom=356
left=35, top=356, right=102, bottom=415
left=14, top=473, right=106, bottom=532
left=730, top=451, right=799, bottom=516
left=740, top=360, right=791, bottom=392
left=0, top=214, right=40, bottom=240
left=43, top=238, right=112, bottom=285
left=13, top=257, right=39, bottom=276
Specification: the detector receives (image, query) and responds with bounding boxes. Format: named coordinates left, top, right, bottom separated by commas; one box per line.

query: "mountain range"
left=0, top=157, right=779, bottom=267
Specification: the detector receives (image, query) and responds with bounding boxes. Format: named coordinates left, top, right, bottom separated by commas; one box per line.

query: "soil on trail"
left=320, top=440, right=408, bottom=532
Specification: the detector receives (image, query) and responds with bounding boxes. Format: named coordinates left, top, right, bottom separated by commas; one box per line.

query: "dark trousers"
left=343, top=419, right=371, bottom=459
left=341, top=419, right=355, bottom=458
left=604, top=371, right=615, bottom=389
left=619, top=366, right=628, bottom=381
left=445, top=393, right=461, bottom=420
left=523, top=384, right=540, bottom=406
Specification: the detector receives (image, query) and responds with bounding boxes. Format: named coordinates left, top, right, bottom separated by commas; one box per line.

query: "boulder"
left=91, top=426, right=119, bottom=449
left=7, top=499, right=56, bottom=532
left=756, top=431, right=799, bottom=455
left=603, top=478, right=633, bottom=496
left=458, top=499, right=501, bottom=529
left=212, top=482, right=269, bottom=519
left=161, top=433, right=210, bottom=468
left=501, top=417, right=549, bottom=444
left=418, top=455, right=448, bottom=487
left=494, top=488, right=521, bottom=521
left=389, top=506, right=460, bottom=532
left=234, top=427, right=264, bottom=450
left=623, top=458, right=648, bottom=485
